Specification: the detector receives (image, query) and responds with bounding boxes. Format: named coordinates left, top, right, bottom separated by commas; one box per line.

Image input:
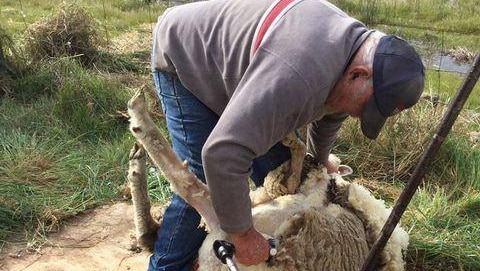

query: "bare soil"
left=0, top=202, right=150, bottom=271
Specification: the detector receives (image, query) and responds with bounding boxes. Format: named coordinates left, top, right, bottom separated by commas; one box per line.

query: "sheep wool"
left=197, top=163, right=409, bottom=271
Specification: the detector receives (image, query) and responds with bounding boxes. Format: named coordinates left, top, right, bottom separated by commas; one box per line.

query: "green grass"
left=404, top=187, right=480, bottom=270
left=0, top=128, right=133, bottom=246
left=0, top=0, right=166, bottom=37
left=425, top=69, right=480, bottom=110
left=0, top=1, right=479, bottom=270
left=0, top=57, right=136, bottom=248
left=332, top=0, right=480, bottom=51
left=0, top=0, right=165, bottom=248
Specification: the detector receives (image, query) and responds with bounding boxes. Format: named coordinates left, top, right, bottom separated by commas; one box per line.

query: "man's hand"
left=323, top=155, right=353, bottom=176
left=324, top=159, right=339, bottom=174
left=229, top=227, right=269, bottom=266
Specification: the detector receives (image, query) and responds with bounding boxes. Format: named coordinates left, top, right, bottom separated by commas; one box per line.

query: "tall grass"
left=0, top=57, right=134, bottom=248
left=0, top=27, right=24, bottom=97
left=425, top=70, right=480, bottom=110
left=0, top=0, right=167, bottom=250
left=405, top=187, right=480, bottom=270
left=0, top=129, right=131, bottom=246
left=52, top=59, right=130, bottom=140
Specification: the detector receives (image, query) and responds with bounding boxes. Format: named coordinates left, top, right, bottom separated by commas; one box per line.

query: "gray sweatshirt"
left=152, top=0, right=369, bottom=233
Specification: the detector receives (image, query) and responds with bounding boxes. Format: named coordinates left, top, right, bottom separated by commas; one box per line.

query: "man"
left=148, top=0, right=425, bottom=270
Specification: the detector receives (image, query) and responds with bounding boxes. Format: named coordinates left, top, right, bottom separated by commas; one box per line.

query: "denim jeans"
left=148, top=71, right=290, bottom=271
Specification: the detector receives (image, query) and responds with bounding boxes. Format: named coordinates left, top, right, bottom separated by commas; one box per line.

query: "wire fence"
left=5, top=0, right=480, bottom=107
left=161, top=0, right=478, bottom=73
left=327, top=0, right=479, bottom=111
left=156, top=0, right=479, bottom=109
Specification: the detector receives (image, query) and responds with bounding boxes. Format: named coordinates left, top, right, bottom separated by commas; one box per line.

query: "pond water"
left=425, top=53, right=474, bottom=74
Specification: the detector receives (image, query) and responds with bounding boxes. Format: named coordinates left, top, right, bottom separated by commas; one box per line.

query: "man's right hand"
left=228, top=226, right=269, bottom=266
left=324, top=159, right=340, bottom=174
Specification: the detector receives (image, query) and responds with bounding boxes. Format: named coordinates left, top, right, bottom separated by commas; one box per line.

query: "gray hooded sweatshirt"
left=152, top=0, right=369, bottom=233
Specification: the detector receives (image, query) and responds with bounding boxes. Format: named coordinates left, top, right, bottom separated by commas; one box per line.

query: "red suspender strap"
left=251, top=0, right=296, bottom=56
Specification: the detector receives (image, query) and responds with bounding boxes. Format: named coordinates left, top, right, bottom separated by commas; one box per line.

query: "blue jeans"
left=148, top=71, right=290, bottom=271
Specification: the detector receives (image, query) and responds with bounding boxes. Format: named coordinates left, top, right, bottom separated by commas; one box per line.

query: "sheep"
left=127, top=90, right=409, bottom=271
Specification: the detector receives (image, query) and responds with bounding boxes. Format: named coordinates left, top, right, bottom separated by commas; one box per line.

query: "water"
left=426, top=53, right=473, bottom=74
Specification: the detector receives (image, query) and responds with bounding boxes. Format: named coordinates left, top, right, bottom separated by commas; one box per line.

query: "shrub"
left=25, top=4, right=102, bottom=65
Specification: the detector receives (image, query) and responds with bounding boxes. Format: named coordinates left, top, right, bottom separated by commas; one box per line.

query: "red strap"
left=252, top=0, right=295, bottom=55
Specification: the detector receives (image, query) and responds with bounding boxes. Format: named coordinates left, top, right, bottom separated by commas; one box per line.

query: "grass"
left=331, top=0, right=480, bottom=51
left=25, top=4, right=102, bottom=65
left=0, top=0, right=166, bottom=37
left=0, top=0, right=479, bottom=270
left=404, top=186, right=480, bottom=270
left=0, top=72, right=134, bottom=249
left=425, top=69, right=480, bottom=110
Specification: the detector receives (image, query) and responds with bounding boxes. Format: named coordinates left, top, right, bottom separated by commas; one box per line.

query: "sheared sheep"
left=127, top=90, right=409, bottom=271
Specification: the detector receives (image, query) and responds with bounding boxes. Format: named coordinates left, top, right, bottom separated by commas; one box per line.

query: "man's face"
left=348, top=78, right=373, bottom=118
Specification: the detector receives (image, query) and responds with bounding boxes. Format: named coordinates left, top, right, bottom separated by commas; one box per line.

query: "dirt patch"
left=0, top=202, right=151, bottom=271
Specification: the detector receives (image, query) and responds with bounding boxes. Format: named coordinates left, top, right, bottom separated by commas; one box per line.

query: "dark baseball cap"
left=361, top=35, right=425, bottom=140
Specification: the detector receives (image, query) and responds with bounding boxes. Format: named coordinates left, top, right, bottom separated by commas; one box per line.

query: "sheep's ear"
left=338, top=165, right=353, bottom=177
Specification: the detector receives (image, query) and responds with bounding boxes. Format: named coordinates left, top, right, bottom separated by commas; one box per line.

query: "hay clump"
left=25, top=4, right=102, bottom=65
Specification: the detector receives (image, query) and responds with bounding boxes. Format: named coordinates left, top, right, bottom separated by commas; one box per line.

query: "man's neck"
left=325, top=83, right=348, bottom=114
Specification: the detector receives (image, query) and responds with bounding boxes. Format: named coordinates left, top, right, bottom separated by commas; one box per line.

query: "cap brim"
left=361, top=97, right=387, bottom=140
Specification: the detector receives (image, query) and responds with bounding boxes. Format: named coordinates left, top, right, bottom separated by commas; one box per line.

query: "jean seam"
left=156, top=199, right=189, bottom=263
left=154, top=71, right=167, bottom=115
left=172, top=78, right=195, bottom=166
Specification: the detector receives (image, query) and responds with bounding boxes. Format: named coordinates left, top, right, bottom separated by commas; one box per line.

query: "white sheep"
left=127, top=90, right=409, bottom=271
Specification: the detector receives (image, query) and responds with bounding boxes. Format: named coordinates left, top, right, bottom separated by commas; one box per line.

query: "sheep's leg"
left=128, top=90, right=220, bottom=232
left=250, top=186, right=273, bottom=207
left=128, top=143, right=159, bottom=252
left=255, top=133, right=306, bottom=203
left=282, top=132, right=307, bottom=194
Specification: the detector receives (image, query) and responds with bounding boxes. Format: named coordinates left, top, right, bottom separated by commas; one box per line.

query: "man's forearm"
left=202, top=141, right=255, bottom=233
left=306, top=113, right=347, bottom=164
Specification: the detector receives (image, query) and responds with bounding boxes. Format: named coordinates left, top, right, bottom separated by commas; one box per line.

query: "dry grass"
left=109, top=23, right=154, bottom=54
left=337, top=97, right=479, bottom=189
left=446, top=47, right=477, bottom=64
left=25, top=4, right=102, bottom=65
left=337, top=99, right=437, bottom=183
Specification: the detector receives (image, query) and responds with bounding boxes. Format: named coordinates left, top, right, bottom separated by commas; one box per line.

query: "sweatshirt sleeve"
left=201, top=49, right=323, bottom=233
left=306, top=113, right=348, bottom=164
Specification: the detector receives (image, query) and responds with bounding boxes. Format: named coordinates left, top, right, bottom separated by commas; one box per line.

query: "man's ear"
left=348, top=65, right=371, bottom=81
